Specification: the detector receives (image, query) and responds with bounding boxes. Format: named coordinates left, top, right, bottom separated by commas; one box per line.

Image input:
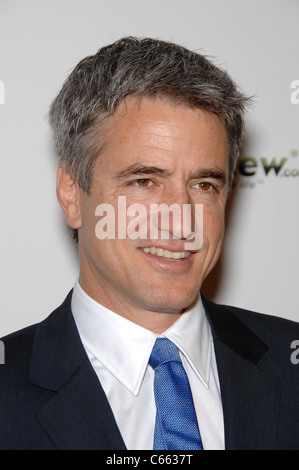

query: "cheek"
left=115, top=198, right=152, bottom=241
left=81, top=202, right=100, bottom=243
left=203, top=205, right=226, bottom=245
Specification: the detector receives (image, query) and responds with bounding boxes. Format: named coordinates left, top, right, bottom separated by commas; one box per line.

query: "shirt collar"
left=71, top=280, right=212, bottom=396
left=163, top=297, right=212, bottom=389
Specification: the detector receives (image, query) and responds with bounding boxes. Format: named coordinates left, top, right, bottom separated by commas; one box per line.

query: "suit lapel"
left=213, top=339, right=281, bottom=450
left=35, top=358, right=126, bottom=450
left=203, top=296, right=281, bottom=450
left=29, top=291, right=126, bottom=450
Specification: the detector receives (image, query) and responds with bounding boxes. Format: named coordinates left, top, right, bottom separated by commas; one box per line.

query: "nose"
left=150, top=184, right=200, bottom=243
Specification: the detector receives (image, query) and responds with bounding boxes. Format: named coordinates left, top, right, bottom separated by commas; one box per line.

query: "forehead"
left=98, top=96, right=229, bottom=171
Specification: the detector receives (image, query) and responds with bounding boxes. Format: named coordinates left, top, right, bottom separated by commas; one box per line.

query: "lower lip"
left=139, top=248, right=195, bottom=273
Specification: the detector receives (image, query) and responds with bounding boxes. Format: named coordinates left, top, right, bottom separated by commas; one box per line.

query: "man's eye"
left=198, top=182, right=213, bottom=191
left=135, top=179, right=152, bottom=187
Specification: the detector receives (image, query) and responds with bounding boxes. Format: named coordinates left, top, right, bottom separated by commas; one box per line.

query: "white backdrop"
left=0, top=0, right=298, bottom=336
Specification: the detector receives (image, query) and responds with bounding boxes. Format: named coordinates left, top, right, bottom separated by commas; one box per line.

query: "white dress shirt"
left=71, top=280, right=225, bottom=450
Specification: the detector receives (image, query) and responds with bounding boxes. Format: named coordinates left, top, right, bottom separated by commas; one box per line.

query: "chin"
left=141, top=285, right=200, bottom=313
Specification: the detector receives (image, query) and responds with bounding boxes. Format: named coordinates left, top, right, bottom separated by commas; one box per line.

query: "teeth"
left=141, top=247, right=191, bottom=260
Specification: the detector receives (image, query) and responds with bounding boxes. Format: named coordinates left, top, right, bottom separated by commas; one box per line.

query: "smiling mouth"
left=140, top=246, right=192, bottom=261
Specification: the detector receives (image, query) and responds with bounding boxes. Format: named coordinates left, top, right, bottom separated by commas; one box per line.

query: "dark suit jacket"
left=1, top=290, right=299, bottom=450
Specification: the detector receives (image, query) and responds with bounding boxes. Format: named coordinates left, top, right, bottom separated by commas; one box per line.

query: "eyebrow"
left=188, top=169, right=227, bottom=186
left=114, top=164, right=172, bottom=179
left=114, top=163, right=227, bottom=186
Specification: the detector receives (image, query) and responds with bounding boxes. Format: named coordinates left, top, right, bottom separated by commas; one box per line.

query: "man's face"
left=76, top=97, right=229, bottom=332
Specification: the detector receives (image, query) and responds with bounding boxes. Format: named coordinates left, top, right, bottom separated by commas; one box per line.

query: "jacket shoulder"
left=0, top=293, right=73, bottom=449
left=1, top=291, right=73, bottom=371
left=203, top=295, right=299, bottom=377
left=203, top=295, right=299, bottom=337
left=1, top=322, right=39, bottom=379
left=224, top=302, right=299, bottom=344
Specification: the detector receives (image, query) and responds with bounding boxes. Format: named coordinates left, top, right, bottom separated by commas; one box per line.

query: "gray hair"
left=49, top=36, right=250, bottom=241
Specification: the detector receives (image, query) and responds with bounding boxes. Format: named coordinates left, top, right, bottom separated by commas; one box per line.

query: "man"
left=1, top=37, right=299, bottom=450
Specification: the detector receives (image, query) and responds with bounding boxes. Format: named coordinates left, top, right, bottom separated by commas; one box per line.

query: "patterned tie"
left=149, top=337, right=203, bottom=450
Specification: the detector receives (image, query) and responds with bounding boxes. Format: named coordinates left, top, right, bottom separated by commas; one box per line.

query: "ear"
left=56, top=166, right=82, bottom=229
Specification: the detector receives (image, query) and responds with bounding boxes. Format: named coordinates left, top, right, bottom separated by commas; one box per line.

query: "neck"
left=78, top=275, right=184, bottom=334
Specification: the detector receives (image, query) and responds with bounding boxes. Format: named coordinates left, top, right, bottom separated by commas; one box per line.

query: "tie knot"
left=149, top=337, right=181, bottom=370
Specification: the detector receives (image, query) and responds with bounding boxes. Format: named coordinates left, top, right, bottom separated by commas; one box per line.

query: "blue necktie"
left=149, top=337, right=203, bottom=450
